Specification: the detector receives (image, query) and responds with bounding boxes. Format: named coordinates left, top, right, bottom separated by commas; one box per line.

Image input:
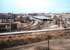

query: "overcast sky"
left=0, top=0, right=70, bottom=13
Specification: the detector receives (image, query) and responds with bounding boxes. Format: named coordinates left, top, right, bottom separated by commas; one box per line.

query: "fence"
left=0, top=27, right=70, bottom=50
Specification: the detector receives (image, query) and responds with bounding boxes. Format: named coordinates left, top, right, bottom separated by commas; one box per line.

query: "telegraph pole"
left=10, top=10, right=13, bottom=32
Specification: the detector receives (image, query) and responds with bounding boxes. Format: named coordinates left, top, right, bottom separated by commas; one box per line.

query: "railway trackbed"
left=0, top=27, right=70, bottom=35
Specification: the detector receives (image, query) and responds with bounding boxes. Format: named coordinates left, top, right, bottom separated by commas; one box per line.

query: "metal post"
left=10, top=19, right=11, bottom=32
left=47, top=36, right=50, bottom=50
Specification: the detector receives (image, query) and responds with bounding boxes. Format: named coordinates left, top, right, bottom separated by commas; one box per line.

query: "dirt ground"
left=4, top=39, right=70, bottom=50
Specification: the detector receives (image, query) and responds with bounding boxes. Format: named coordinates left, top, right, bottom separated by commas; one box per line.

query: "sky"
left=0, top=0, right=70, bottom=13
